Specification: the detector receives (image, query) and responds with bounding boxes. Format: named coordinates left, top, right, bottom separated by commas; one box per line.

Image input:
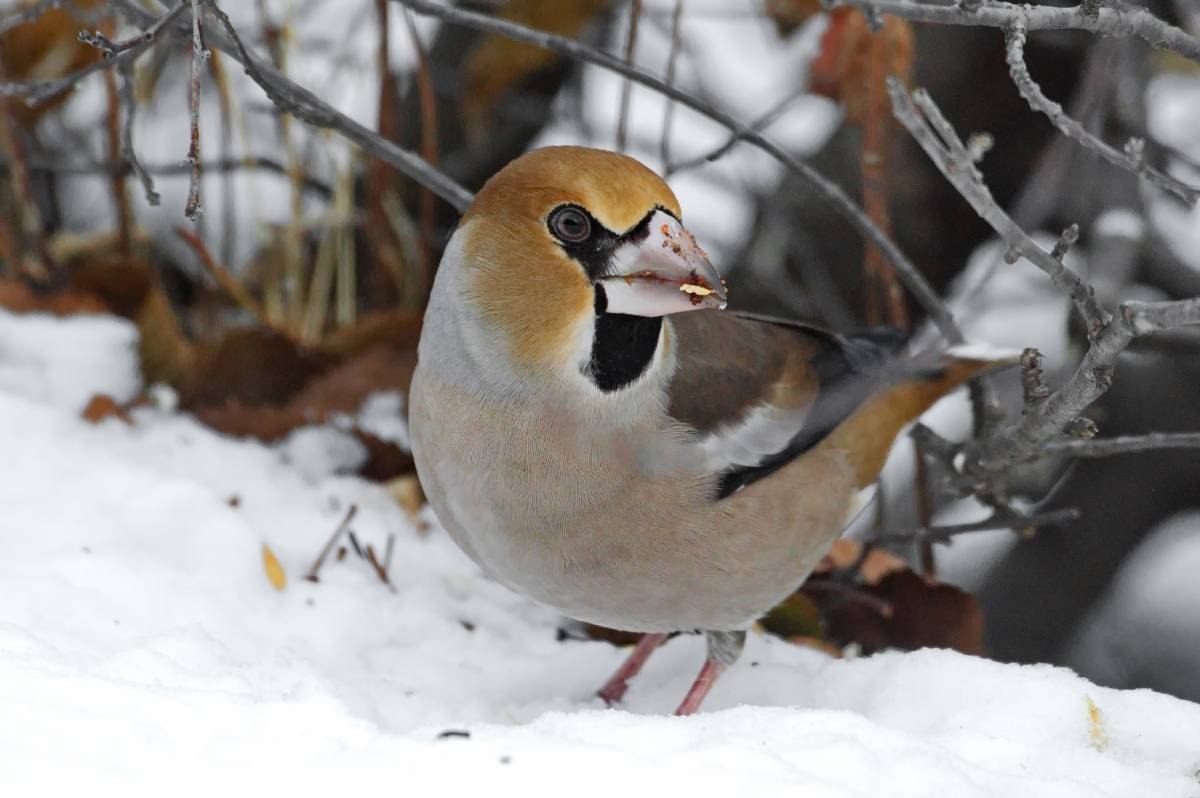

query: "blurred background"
left=2, top=0, right=1199, bottom=701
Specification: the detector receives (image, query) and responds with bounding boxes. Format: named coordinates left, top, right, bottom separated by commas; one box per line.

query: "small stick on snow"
left=304, top=505, right=358, bottom=582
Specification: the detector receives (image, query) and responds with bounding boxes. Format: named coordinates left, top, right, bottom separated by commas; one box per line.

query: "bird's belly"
left=410, top=371, right=856, bottom=632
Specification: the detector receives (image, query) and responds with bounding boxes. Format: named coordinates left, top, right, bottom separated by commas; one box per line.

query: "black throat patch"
left=587, top=310, right=663, bottom=393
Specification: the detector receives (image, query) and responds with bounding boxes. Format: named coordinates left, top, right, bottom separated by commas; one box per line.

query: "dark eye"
left=549, top=206, right=592, bottom=244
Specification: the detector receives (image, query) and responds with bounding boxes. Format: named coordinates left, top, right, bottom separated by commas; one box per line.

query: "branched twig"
left=830, top=0, right=1200, bottom=63
left=1, top=1, right=188, bottom=103
left=888, top=79, right=1109, bottom=339
left=1005, top=24, right=1199, bottom=205
left=397, top=0, right=964, bottom=345
left=304, top=505, right=358, bottom=582
left=890, top=81, right=1200, bottom=475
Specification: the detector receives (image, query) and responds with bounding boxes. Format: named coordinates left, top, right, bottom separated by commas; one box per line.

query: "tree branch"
left=396, top=0, right=965, bottom=345
left=887, top=78, right=1109, bottom=339
left=830, top=0, right=1200, bottom=63
left=888, top=80, right=1200, bottom=476
left=1037, top=431, right=1200, bottom=459
left=1005, top=23, right=1199, bottom=205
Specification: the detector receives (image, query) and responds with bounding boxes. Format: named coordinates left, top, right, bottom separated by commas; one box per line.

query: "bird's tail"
left=819, top=349, right=1015, bottom=489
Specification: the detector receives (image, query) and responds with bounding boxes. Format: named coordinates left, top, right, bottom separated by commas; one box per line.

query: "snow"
left=4, top=309, right=1200, bottom=795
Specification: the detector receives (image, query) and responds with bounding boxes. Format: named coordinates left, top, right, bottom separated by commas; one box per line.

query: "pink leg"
left=674, top=659, right=726, bottom=716
left=597, top=632, right=668, bottom=705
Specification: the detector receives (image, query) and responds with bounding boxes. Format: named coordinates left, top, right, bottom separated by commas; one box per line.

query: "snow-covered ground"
left=4, top=309, right=1200, bottom=796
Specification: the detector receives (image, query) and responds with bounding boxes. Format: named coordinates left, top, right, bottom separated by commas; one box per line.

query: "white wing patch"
left=697, top=401, right=811, bottom=474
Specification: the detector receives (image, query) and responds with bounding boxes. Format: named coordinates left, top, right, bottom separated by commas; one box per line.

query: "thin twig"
left=1036, top=431, right=1200, bottom=459
left=1005, top=23, right=1199, bottom=205
left=1, top=1, right=188, bottom=103
left=184, top=0, right=205, bottom=220
left=5, top=153, right=333, bottom=196
left=888, top=79, right=1108, bottom=339
left=658, top=0, right=683, bottom=169
left=304, top=505, right=358, bottom=582
left=872, top=507, right=1082, bottom=546
left=891, top=82, right=1200, bottom=473
left=667, top=87, right=808, bottom=176
left=397, top=0, right=963, bottom=344
left=615, top=0, right=642, bottom=153
left=115, top=60, right=161, bottom=205
left=831, top=0, right=1200, bottom=63
left=177, top=0, right=474, bottom=212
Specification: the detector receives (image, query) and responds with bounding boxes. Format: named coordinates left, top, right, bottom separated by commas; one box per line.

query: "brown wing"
left=666, top=311, right=906, bottom=499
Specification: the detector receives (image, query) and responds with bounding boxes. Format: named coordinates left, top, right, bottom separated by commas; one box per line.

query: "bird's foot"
left=596, top=632, right=667, bottom=706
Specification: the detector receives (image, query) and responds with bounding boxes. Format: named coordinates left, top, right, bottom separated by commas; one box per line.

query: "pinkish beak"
left=598, top=210, right=727, bottom=317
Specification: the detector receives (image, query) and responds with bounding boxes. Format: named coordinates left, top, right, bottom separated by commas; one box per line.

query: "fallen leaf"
left=1086, top=696, right=1109, bottom=752
left=81, top=394, right=131, bottom=424
left=262, top=543, right=287, bottom=591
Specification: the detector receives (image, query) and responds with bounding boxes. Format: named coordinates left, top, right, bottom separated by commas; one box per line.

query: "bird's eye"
left=549, top=206, right=592, bottom=244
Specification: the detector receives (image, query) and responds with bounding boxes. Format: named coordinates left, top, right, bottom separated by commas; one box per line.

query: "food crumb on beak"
left=680, top=283, right=713, bottom=296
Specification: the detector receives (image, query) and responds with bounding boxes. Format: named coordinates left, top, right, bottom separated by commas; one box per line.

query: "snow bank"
left=2, top=308, right=1199, bottom=796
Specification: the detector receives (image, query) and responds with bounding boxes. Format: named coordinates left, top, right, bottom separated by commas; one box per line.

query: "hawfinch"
left=410, top=146, right=996, bottom=714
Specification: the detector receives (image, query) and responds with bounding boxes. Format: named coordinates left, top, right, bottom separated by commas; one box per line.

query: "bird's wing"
left=666, top=310, right=916, bottom=500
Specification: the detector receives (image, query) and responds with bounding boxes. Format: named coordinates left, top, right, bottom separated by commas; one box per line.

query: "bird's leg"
left=674, top=630, right=746, bottom=716
left=597, top=632, right=668, bottom=705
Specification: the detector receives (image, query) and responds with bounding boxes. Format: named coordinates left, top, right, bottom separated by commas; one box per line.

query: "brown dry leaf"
left=765, top=0, right=824, bottom=36
left=0, top=0, right=106, bottom=127
left=261, top=543, right=287, bottom=591
left=818, top=539, right=908, bottom=584
left=1086, top=696, right=1110, bottom=752
left=81, top=394, right=131, bottom=424
left=462, top=0, right=611, bottom=139
left=0, top=278, right=107, bottom=315
left=809, top=9, right=914, bottom=126
left=818, top=569, right=985, bottom=655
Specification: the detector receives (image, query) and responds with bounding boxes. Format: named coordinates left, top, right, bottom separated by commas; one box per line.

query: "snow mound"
left=2, top=308, right=1199, bottom=797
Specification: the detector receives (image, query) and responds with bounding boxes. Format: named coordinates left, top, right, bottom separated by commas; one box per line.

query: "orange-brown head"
left=449, top=147, right=725, bottom=386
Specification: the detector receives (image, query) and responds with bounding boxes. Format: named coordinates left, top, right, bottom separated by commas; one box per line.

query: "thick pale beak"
left=598, top=210, right=728, bottom=317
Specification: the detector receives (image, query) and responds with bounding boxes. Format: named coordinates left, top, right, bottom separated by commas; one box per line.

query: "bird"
left=409, top=145, right=1001, bottom=715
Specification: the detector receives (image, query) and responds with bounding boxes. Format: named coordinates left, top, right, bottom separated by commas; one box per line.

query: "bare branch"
left=0, top=2, right=188, bottom=104
left=830, top=0, right=1200, bottom=63
left=873, top=507, right=1082, bottom=546
left=1038, top=431, right=1200, bottom=459
left=888, top=79, right=1109, bottom=339
left=1005, top=24, right=1199, bottom=205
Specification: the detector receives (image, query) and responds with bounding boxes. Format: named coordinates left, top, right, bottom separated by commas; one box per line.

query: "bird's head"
left=444, top=146, right=726, bottom=392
